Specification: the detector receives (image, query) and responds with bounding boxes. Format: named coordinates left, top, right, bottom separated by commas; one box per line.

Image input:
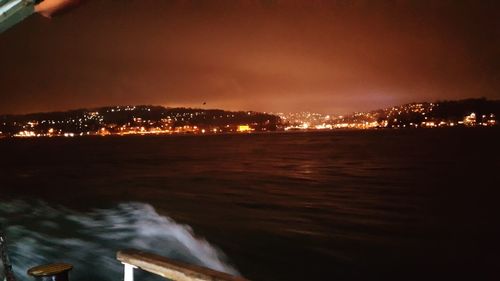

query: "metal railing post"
left=123, top=263, right=137, bottom=281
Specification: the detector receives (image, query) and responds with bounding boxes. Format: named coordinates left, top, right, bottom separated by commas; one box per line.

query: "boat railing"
left=117, top=249, right=250, bottom=281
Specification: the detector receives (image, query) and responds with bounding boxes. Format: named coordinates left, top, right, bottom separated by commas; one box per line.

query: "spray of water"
left=0, top=201, right=239, bottom=281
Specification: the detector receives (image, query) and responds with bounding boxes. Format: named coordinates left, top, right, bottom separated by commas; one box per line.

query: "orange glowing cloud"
left=35, top=0, right=81, bottom=18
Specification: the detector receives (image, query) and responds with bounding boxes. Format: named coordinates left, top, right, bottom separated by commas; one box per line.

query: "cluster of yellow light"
left=330, top=121, right=379, bottom=129
left=14, top=131, right=36, bottom=137
left=462, top=113, right=497, bottom=126
left=421, top=122, right=436, bottom=128
left=175, top=125, right=199, bottom=133
left=99, top=128, right=111, bottom=136
left=237, top=125, right=253, bottom=132
left=27, top=121, right=38, bottom=128
left=118, top=127, right=172, bottom=136
left=464, top=113, right=476, bottom=126
left=314, top=124, right=333, bottom=130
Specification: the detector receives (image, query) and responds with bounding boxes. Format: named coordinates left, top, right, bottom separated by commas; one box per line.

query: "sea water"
left=1, top=129, right=499, bottom=280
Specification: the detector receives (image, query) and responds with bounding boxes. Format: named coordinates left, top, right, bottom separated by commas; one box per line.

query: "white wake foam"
left=0, top=201, right=238, bottom=281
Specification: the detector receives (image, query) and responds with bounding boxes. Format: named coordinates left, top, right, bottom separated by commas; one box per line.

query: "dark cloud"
left=0, top=0, right=499, bottom=114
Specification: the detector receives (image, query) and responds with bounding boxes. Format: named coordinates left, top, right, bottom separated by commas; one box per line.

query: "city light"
left=0, top=101, right=497, bottom=138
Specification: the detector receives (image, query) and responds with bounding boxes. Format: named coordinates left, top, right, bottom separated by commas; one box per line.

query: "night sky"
left=0, top=0, right=499, bottom=115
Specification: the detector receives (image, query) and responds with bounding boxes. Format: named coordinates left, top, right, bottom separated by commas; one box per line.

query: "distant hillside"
left=0, top=105, right=281, bottom=136
left=427, top=98, right=500, bottom=120
left=328, top=98, right=499, bottom=128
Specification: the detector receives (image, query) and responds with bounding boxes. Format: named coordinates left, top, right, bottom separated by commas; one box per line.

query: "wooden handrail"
left=117, top=249, right=250, bottom=281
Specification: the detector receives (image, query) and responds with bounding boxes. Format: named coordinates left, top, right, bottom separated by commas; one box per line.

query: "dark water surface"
left=1, top=129, right=499, bottom=280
